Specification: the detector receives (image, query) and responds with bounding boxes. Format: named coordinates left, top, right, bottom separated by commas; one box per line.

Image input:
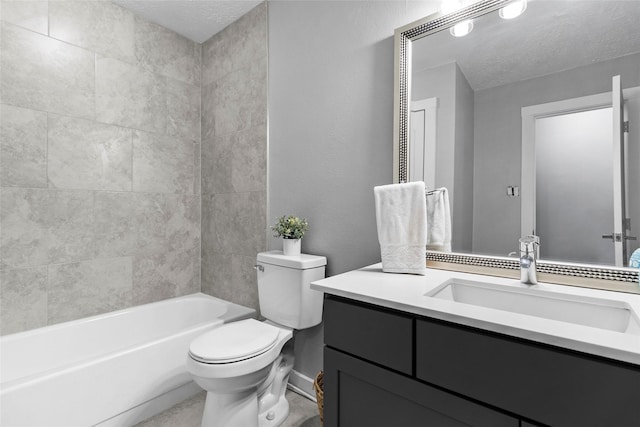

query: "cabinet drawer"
left=416, top=319, right=640, bottom=427
left=324, top=347, right=518, bottom=427
left=324, top=296, right=413, bottom=375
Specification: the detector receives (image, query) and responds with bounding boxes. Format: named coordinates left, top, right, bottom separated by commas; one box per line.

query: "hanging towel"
left=374, top=181, right=427, bottom=275
left=426, top=187, right=451, bottom=252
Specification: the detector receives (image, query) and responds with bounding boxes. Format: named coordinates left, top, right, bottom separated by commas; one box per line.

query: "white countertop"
left=311, top=264, right=640, bottom=366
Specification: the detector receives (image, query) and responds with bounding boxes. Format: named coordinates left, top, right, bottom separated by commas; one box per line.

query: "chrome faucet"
left=519, top=235, right=539, bottom=285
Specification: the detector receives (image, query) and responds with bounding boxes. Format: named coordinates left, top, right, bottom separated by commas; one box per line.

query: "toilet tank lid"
left=257, top=250, right=327, bottom=269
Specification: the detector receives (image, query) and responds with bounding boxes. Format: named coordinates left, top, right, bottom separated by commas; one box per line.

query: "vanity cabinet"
left=323, top=295, right=640, bottom=427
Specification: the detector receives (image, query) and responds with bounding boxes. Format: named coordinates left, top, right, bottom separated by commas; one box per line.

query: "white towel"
left=374, top=182, right=427, bottom=275
left=426, top=187, right=451, bottom=252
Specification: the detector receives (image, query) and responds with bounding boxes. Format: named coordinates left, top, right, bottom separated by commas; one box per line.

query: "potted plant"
left=272, top=215, right=309, bottom=256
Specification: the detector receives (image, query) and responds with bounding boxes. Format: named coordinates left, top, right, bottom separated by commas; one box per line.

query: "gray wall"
left=268, top=0, right=437, bottom=389
left=200, top=3, right=268, bottom=313
left=412, top=62, right=474, bottom=252
left=472, top=52, right=640, bottom=257
left=453, top=64, right=474, bottom=253
left=0, top=1, right=201, bottom=335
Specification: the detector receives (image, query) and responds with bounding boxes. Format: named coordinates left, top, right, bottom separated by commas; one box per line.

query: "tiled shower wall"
left=0, top=1, right=202, bottom=334
left=201, top=3, right=268, bottom=313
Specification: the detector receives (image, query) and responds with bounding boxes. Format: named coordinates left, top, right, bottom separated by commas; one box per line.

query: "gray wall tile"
left=0, top=104, right=47, bottom=188
left=201, top=125, right=267, bottom=195
left=1, top=0, right=202, bottom=334
left=132, top=194, right=200, bottom=304
left=201, top=251, right=259, bottom=313
left=205, top=70, right=252, bottom=137
left=203, top=65, right=265, bottom=139
left=133, top=131, right=195, bottom=194
left=202, top=2, right=267, bottom=87
left=96, top=57, right=166, bottom=134
left=201, top=34, right=231, bottom=86
left=193, top=142, right=201, bottom=196
left=1, top=188, right=51, bottom=269
left=201, top=2, right=268, bottom=310
left=94, top=191, right=136, bottom=258
left=201, top=133, right=235, bottom=195
left=134, top=192, right=171, bottom=255
left=48, top=257, right=132, bottom=324
left=168, top=195, right=201, bottom=253
left=42, top=189, right=96, bottom=265
left=208, top=191, right=266, bottom=256
left=132, top=247, right=198, bottom=306
left=167, top=78, right=201, bottom=141
left=0, top=0, right=48, bottom=35
left=0, top=266, right=48, bottom=334
left=1, top=22, right=95, bottom=119
left=49, top=1, right=135, bottom=62
left=135, top=194, right=200, bottom=255
left=232, top=124, right=267, bottom=193
left=0, top=188, right=95, bottom=269
left=200, top=81, right=218, bottom=141
left=48, top=115, right=133, bottom=191
left=135, top=16, right=201, bottom=86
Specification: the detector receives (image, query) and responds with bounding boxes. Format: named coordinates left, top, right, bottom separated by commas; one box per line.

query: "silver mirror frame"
left=392, top=0, right=639, bottom=292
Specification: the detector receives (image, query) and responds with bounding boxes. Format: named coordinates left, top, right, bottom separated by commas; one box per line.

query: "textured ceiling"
left=113, top=0, right=262, bottom=43
left=412, top=0, right=640, bottom=91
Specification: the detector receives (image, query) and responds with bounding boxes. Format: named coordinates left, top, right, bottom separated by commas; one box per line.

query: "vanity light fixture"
left=499, top=0, right=527, bottom=19
left=440, top=0, right=464, bottom=14
left=441, top=0, right=475, bottom=37
left=450, top=19, right=474, bottom=37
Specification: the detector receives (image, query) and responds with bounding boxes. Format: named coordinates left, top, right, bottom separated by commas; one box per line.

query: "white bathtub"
left=0, top=293, right=255, bottom=427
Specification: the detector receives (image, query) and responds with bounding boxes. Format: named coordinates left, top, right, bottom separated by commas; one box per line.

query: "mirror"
left=394, top=0, right=640, bottom=288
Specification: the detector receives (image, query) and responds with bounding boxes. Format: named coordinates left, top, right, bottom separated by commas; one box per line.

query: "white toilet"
left=187, top=250, right=327, bottom=427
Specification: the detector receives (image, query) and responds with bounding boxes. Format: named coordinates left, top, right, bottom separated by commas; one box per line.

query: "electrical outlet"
left=507, top=186, right=519, bottom=197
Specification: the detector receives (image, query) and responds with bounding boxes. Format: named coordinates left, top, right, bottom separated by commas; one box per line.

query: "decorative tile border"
left=427, top=251, right=640, bottom=284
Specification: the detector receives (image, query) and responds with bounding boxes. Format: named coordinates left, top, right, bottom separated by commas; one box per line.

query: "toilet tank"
left=256, top=251, right=327, bottom=329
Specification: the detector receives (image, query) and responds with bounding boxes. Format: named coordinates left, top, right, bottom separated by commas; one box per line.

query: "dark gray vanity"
left=323, top=295, right=640, bottom=427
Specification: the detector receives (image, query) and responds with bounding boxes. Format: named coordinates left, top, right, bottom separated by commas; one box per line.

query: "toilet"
left=187, top=250, right=327, bottom=427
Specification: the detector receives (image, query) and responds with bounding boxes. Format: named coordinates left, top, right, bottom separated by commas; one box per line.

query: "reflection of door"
left=521, top=76, right=635, bottom=266
left=409, top=98, right=438, bottom=188
left=535, top=108, right=614, bottom=265
left=611, top=75, right=627, bottom=265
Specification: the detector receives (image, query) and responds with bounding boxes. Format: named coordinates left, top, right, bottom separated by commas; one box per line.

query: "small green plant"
left=272, top=215, right=309, bottom=240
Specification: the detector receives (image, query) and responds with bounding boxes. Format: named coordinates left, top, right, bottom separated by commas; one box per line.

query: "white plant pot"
left=282, top=238, right=301, bottom=256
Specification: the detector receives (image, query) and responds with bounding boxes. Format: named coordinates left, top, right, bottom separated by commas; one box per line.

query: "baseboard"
left=287, top=369, right=317, bottom=402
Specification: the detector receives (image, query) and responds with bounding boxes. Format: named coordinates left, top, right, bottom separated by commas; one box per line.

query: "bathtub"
left=0, top=293, right=255, bottom=427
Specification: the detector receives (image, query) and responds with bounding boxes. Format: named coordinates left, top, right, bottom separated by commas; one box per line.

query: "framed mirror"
left=393, top=0, right=640, bottom=292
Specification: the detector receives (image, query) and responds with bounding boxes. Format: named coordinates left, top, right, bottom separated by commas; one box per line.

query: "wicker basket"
left=313, top=371, right=324, bottom=424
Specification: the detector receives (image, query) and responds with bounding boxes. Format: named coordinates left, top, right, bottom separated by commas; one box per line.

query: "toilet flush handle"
left=253, top=264, right=264, bottom=272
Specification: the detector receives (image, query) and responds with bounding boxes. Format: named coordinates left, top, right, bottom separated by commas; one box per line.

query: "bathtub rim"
left=0, top=292, right=255, bottom=343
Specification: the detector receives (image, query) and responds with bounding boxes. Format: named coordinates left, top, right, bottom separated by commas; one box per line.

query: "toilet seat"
left=189, top=319, right=280, bottom=364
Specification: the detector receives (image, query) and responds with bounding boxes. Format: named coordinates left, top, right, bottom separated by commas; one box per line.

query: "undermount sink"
left=426, top=279, right=640, bottom=335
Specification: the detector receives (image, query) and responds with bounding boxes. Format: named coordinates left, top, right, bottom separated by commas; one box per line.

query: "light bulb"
left=441, top=0, right=463, bottom=14
left=499, top=0, right=527, bottom=20
left=450, top=19, right=474, bottom=37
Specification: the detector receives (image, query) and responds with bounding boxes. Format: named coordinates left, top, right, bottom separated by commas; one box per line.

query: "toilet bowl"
left=187, top=320, right=294, bottom=427
left=187, top=251, right=326, bottom=427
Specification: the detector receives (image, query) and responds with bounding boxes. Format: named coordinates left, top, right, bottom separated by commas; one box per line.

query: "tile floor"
left=135, top=389, right=322, bottom=427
